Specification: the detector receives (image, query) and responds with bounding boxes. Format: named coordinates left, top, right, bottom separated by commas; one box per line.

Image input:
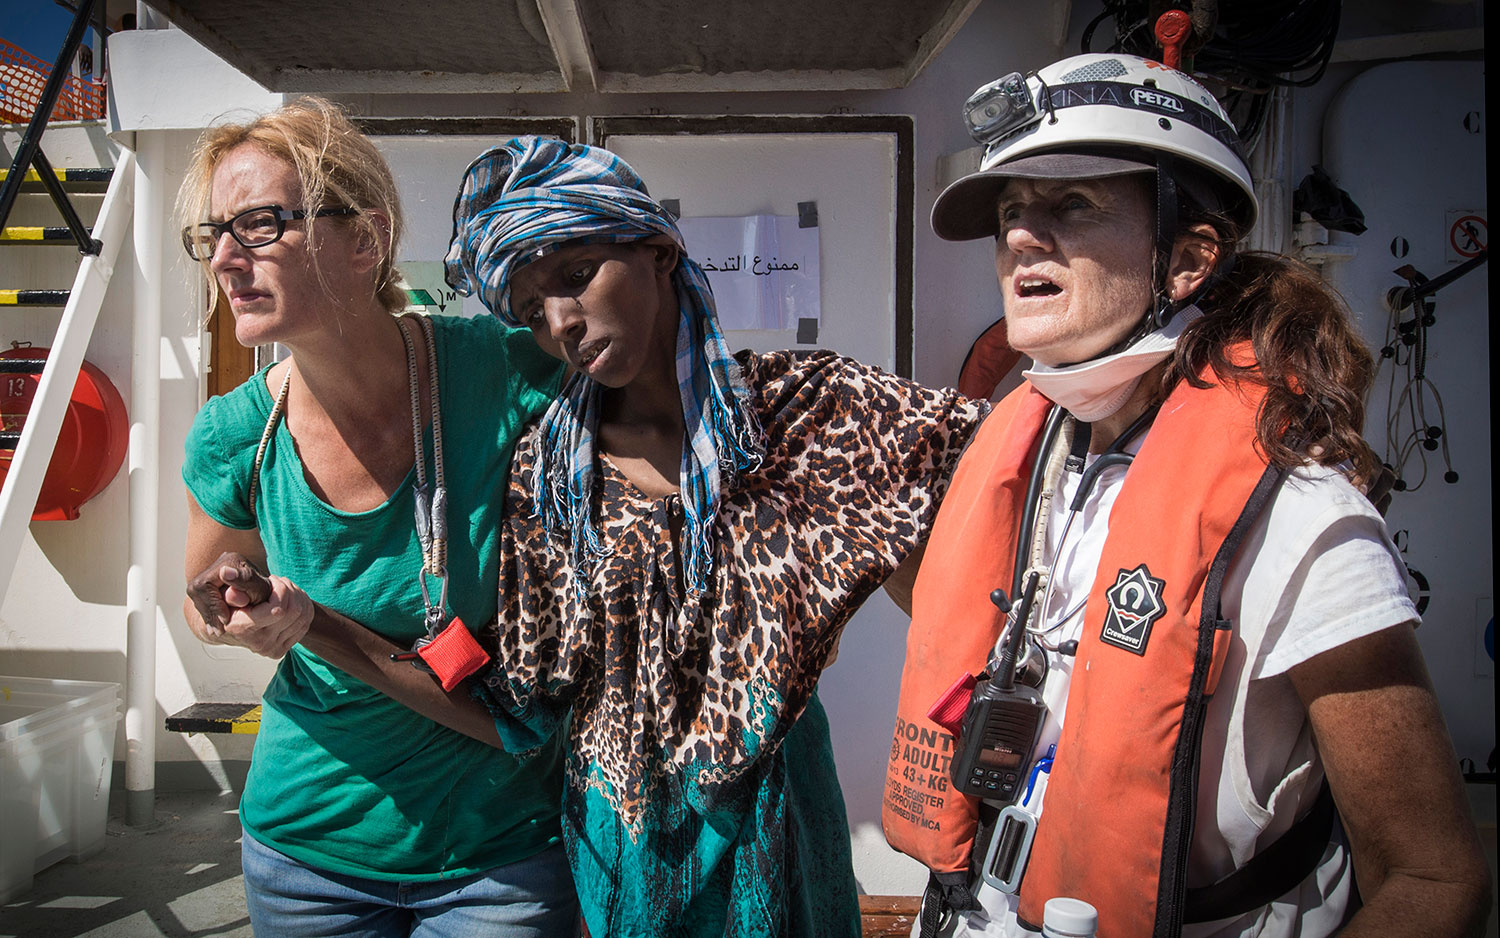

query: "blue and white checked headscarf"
left=444, top=137, right=764, bottom=600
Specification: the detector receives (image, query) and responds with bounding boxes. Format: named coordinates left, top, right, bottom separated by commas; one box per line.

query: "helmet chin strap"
left=1145, top=153, right=1238, bottom=330
left=1096, top=304, right=1163, bottom=363
left=1151, top=154, right=1181, bottom=331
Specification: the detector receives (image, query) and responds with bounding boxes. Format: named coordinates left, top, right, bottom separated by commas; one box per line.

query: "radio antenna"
left=990, top=572, right=1039, bottom=692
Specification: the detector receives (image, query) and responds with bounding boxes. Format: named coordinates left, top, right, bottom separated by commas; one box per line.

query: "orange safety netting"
left=0, top=37, right=106, bottom=124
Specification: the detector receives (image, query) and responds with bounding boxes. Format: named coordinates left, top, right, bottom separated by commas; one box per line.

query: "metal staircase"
left=0, top=0, right=132, bottom=600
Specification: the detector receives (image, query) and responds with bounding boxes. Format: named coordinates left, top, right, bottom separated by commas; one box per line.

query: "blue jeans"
left=241, top=830, right=579, bottom=937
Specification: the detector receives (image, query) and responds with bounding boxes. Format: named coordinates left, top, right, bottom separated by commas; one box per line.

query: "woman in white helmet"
left=883, top=54, right=1489, bottom=938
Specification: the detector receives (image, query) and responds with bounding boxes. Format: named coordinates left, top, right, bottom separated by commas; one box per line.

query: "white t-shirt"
left=938, top=445, right=1417, bottom=938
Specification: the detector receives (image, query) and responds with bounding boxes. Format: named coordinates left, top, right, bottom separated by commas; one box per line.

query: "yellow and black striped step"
left=0, top=226, right=91, bottom=244
left=0, top=167, right=112, bottom=192
left=0, top=289, right=69, bottom=306
left=165, top=702, right=262, bottom=735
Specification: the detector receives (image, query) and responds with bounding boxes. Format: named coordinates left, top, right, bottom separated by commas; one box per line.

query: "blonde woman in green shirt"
left=178, top=97, right=574, bottom=936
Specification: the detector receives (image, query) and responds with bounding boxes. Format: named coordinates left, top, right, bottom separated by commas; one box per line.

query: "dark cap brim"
left=931, top=151, right=1156, bottom=241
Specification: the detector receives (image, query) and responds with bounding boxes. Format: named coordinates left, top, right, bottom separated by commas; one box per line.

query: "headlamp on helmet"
left=962, top=72, right=1039, bottom=146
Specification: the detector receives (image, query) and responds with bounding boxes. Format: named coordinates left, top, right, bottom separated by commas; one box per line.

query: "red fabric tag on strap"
left=417, top=617, right=490, bottom=691
left=927, top=671, right=978, bottom=736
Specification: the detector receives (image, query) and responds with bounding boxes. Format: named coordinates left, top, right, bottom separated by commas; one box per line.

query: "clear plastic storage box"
left=0, top=676, right=122, bottom=903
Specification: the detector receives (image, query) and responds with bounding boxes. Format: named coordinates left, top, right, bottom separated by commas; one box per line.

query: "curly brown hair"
left=1162, top=216, right=1378, bottom=488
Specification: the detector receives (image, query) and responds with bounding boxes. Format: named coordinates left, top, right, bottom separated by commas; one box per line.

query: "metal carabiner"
left=417, top=566, right=450, bottom=635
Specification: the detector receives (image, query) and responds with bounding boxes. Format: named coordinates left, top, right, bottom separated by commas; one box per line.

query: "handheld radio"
left=949, top=574, right=1047, bottom=804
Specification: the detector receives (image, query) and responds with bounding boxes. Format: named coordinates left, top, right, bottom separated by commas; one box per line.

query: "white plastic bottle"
left=1041, top=897, right=1098, bottom=938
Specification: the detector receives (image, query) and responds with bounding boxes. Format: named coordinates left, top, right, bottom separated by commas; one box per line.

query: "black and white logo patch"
left=1130, top=87, right=1184, bottom=114
left=1101, top=564, right=1167, bottom=655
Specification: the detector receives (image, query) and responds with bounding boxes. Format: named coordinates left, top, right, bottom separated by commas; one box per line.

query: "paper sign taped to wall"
left=677, top=214, right=820, bottom=331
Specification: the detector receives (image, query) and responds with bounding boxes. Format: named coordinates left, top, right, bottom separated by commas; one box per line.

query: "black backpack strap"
left=1183, top=779, right=1337, bottom=923
left=917, top=870, right=983, bottom=938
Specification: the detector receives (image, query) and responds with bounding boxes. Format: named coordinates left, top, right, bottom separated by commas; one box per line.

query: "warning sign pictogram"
left=1448, top=214, right=1486, bottom=261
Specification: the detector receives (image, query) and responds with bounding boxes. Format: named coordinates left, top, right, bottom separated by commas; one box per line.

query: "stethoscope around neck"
left=997, top=401, right=1159, bottom=685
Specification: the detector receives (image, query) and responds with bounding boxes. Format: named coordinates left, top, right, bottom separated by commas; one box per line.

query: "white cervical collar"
left=1023, top=304, right=1203, bottom=421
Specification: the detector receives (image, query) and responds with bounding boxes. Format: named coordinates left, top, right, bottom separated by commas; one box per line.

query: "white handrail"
left=0, top=149, right=136, bottom=601
left=125, top=137, right=161, bottom=827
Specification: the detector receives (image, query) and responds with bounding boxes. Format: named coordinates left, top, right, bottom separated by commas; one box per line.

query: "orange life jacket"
left=882, top=369, right=1278, bottom=938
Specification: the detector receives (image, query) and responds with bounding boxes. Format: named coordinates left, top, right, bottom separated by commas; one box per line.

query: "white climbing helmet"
left=932, top=53, right=1258, bottom=241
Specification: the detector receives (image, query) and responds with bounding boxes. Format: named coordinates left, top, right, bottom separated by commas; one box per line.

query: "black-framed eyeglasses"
left=180, top=204, right=358, bottom=260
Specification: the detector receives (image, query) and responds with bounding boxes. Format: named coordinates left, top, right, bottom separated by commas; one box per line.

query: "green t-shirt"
left=182, top=313, right=564, bottom=880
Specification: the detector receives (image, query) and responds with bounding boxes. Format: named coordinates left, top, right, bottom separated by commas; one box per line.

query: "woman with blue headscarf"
left=197, top=136, right=988, bottom=936
left=438, top=137, right=987, bottom=937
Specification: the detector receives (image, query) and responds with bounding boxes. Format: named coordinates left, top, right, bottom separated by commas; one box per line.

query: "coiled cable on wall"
left=1081, top=0, right=1342, bottom=152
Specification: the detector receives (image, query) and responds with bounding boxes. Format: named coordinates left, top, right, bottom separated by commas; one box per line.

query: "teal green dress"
left=183, top=314, right=565, bottom=880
